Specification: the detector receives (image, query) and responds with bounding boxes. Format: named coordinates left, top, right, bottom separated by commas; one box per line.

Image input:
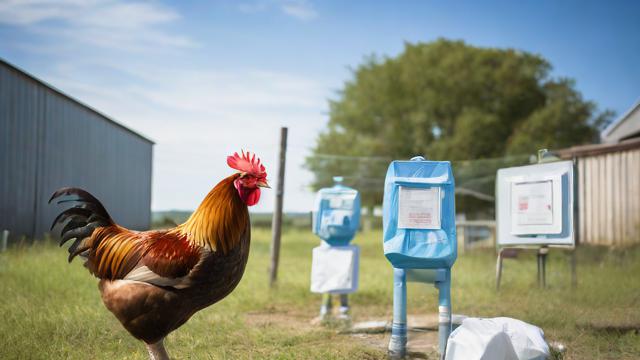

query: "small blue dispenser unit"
left=312, top=177, right=361, bottom=246
left=382, top=156, right=457, bottom=359
left=310, top=177, right=361, bottom=307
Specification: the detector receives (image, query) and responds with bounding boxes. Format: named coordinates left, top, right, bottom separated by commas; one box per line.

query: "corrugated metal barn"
left=558, top=140, right=640, bottom=246
left=602, top=100, right=640, bottom=143
left=0, top=58, right=154, bottom=242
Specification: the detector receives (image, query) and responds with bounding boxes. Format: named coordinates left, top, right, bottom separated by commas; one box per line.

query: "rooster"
left=50, top=151, right=268, bottom=360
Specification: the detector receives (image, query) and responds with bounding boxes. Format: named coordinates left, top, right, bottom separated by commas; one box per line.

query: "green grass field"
left=0, top=229, right=638, bottom=359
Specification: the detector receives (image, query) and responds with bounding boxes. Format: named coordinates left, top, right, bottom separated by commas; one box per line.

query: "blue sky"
left=1, top=0, right=639, bottom=212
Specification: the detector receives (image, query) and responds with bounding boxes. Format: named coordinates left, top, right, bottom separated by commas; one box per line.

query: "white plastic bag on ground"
left=445, top=317, right=550, bottom=360
left=310, top=244, right=359, bottom=294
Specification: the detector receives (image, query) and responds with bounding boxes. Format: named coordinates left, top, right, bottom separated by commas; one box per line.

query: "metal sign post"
left=537, top=246, right=549, bottom=288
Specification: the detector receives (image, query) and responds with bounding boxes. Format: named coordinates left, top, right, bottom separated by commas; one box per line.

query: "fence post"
left=1, top=230, right=8, bottom=252
left=269, top=127, right=288, bottom=287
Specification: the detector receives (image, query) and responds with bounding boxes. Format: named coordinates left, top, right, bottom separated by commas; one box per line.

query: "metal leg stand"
left=436, top=268, right=452, bottom=359
left=496, top=248, right=504, bottom=291
left=338, top=294, right=350, bottom=320
left=320, top=293, right=332, bottom=318
left=537, top=247, right=548, bottom=288
left=388, top=268, right=407, bottom=358
left=570, top=249, right=577, bottom=288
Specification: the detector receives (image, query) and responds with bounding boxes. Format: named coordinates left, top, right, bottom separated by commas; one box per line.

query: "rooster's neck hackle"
left=175, top=174, right=249, bottom=253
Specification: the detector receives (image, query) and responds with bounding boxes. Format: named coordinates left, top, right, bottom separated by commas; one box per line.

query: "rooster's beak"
left=257, top=180, right=271, bottom=188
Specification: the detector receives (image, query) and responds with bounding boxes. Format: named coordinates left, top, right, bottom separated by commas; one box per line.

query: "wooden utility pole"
left=269, top=127, right=288, bottom=287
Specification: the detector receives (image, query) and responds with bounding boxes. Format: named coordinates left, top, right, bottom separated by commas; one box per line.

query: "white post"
left=1, top=230, right=8, bottom=252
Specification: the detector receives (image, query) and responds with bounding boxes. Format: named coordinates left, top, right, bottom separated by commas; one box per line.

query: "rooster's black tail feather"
left=49, top=188, right=113, bottom=262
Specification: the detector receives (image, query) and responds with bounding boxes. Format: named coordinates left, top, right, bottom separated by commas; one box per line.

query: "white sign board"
left=513, top=181, right=553, bottom=225
left=510, top=179, right=563, bottom=235
left=397, top=186, right=441, bottom=229
left=496, top=161, right=574, bottom=246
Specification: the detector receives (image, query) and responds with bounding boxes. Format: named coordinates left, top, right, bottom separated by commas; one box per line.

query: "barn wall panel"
left=577, top=149, right=640, bottom=245
left=0, top=60, right=152, bottom=240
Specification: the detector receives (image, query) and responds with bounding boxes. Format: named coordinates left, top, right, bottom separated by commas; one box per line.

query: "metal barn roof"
left=0, top=57, right=154, bottom=145
left=556, top=137, right=640, bottom=158
left=602, top=99, right=640, bottom=144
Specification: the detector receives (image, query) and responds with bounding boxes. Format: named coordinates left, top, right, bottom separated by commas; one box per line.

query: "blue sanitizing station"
left=382, top=156, right=457, bottom=358
left=309, top=177, right=361, bottom=300
left=312, top=177, right=361, bottom=246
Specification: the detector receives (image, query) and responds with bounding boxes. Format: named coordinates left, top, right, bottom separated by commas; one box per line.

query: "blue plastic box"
left=382, top=158, right=457, bottom=269
left=312, top=178, right=361, bottom=246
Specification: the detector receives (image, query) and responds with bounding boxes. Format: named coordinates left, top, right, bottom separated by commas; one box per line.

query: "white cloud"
left=238, top=0, right=317, bottom=21
left=0, top=0, right=197, bottom=51
left=280, top=0, right=317, bottom=20
left=1, top=0, right=329, bottom=212
left=40, top=58, right=328, bottom=212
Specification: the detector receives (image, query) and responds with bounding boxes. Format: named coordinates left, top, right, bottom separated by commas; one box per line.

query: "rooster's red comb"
left=227, top=150, right=266, bottom=177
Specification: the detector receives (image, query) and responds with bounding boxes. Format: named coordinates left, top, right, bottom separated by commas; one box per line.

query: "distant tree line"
left=306, top=39, right=613, bottom=217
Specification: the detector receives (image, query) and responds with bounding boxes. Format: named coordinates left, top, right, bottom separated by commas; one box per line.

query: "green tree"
left=306, top=39, right=612, bottom=215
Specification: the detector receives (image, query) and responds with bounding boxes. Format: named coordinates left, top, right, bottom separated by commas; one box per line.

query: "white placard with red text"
left=397, top=186, right=441, bottom=229
left=496, top=161, right=574, bottom=246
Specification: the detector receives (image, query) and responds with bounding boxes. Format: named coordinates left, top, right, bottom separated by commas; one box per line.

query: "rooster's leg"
left=146, top=339, right=170, bottom=360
